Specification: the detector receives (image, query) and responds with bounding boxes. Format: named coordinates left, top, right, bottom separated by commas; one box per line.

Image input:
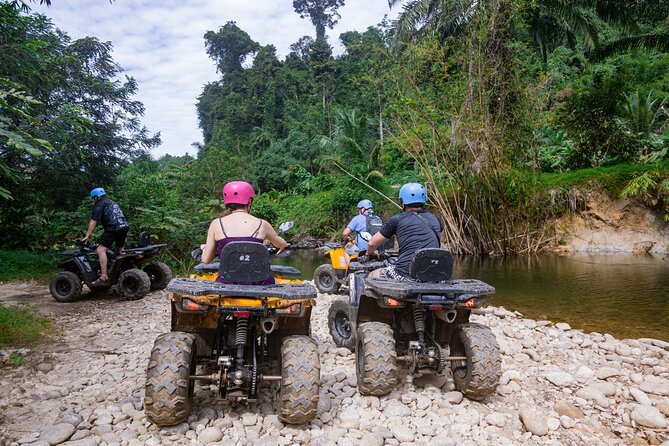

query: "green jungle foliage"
left=1, top=0, right=668, bottom=261
left=0, top=249, right=60, bottom=281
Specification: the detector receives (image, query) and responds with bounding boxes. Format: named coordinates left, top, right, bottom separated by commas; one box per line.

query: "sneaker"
left=91, top=278, right=110, bottom=287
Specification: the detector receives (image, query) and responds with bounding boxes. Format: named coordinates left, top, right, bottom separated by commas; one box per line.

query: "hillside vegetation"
left=1, top=0, right=668, bottom=261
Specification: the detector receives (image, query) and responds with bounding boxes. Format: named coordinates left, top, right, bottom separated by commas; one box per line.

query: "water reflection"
left=276, top=250, right=669, bottom=341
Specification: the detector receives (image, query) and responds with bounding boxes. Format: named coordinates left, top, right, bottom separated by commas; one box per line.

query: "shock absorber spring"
left=413, top=307, right=425, bottom=344
left=235, top=317, right=248, bottom=365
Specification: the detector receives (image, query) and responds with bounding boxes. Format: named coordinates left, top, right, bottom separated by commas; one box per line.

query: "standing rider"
left=201, top=181, right=289, bottom=284
left=83, top=187, right=129, bottom=286
left=366, top=183, right=442, bottom=282
left=342, top=199, right=375, bottom=252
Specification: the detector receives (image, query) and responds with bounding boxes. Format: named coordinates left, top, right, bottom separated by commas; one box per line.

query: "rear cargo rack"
left=167, top=278, right=317, bottom=300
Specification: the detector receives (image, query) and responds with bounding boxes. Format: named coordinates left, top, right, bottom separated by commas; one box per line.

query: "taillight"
left=276, top=304, right=302, bottom=315
left=383, top=297, right=405, bottom=307
left=181, top=299, right=208, bottom=312
left=460, top=298, right=478, bottom=308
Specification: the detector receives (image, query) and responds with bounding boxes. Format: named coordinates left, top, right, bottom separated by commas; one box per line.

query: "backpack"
left=364, top=213, right=394, bottom=251
left=365, top=213, right=383, bottom=236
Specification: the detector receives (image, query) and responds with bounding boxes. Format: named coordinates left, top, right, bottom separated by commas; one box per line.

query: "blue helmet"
left=399, top=183, right=426, bottom=205
left=357, top=199, right=373, bottom=210
left=90, top=187, right=106, bottom=198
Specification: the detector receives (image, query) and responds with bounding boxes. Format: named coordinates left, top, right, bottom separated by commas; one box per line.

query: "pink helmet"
left=222, top=181, right=255, bottom=205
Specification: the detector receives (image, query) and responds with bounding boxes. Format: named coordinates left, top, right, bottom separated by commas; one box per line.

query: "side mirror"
left=191, top=247, right=203, bottom=261
left=359, top=231, right=372, bottom=242
left=278, top=221, right=294, bottom=234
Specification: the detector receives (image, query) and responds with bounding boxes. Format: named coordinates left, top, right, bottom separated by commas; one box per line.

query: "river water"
left=274, top=251, right=669, bottom=341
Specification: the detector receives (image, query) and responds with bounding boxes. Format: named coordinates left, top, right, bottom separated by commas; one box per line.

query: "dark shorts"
left=377, top=266, right=415, bottom=282
left=98, top=227, right=129, bottom=250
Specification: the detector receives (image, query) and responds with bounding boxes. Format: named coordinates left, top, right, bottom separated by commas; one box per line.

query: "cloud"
left=33, top=0, right=399, bottom=157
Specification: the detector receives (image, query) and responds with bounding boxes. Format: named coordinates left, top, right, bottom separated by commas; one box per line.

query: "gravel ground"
left=1, top=281, right=669, bottom=446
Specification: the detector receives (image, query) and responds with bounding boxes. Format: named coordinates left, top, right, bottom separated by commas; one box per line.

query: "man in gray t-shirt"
left=366, top=183, right=441, bottom=281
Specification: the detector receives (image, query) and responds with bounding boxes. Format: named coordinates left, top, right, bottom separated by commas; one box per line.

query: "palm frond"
left=591, top=32, right=669, bottom=60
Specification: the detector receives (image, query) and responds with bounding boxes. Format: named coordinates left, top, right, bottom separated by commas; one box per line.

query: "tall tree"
left=292, top=0, right=345, bottom=42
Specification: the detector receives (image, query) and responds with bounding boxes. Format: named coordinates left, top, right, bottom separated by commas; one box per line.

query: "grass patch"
left=0, top=303, right=52, bottom=348
left=535, top=161, right=669, bottom=195
left=0, top=249, right=61, bottom=282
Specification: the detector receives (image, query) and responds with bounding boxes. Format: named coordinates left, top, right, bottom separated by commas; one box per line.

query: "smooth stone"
left=631, top=405, right=668, bottom=429
left=640, top=376, right=669, bottom=396
left=198, top=427, right=224, bottom=444
left=589, top=381, right=616, bottom=396
left=574, top=366, right=595, bottom=381
left=443, top=391, right=463, bottom=404
left=383, top=400, right=412, bottom=418
left=553, top=401, right=584, bottom=419
left=595, top=367, right=621, bottom=380
left=546, top=372, right=574, bottom=387
left=160, top=422, right=189, bottom=435
left=62, top=438, right=98, bottom=446
left=630, top=388, right=652, bottom=405
left=360, top=433, right=384, bottom=446
left=575, top=386, right=609, bottom=407
left=519, top=408, right=548, bottom=436
left=555, top=323, right=571, bottom=331
left=40, top=423, right=76, bottom=445
left=485, top=413, right=506, bottom=428
left=241, top=413, right=258, bottom=426
left=338, top=407, right=361, bottom=430
left=390, top=425, right=415, bottom=443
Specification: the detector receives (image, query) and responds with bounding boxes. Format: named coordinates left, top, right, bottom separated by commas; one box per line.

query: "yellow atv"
left=144, top=242, right=320, bottom=426
left=313, top=241, right=386, bottom=294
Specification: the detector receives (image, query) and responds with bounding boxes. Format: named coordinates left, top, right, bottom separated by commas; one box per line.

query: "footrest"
left=364, top=278, right=495, bottom=299
left=167, top=278, right=317, bottom=299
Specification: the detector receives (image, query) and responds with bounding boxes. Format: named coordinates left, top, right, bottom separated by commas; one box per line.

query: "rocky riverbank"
left=1, top=283, right=669, bottom=446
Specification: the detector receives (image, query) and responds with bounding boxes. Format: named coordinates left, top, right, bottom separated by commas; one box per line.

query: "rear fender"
left=356, top=295, right=393, bottom=325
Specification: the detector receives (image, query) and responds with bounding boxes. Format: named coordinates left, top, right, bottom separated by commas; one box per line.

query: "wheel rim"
left=320, top=272, right=333, bottom=288
left=125, top=276, right=139, bottom=293
left=56, top=280, right=71, bottom=295
left=334, top=311, right=352, bottom=339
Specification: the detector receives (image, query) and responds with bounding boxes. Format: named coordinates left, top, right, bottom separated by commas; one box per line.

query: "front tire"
left=313, top=264, right=340, bottom=294
left=328, top=299, right=356, bottom=350
left=450, top=323, right=501, bottom=400
left=118, top=268, right=151, bottom=300
left=277, top=335, right=320, bottom=424
left=143, top=262, right=172, bottom=290
left=49, top=272, right=82, bottom=302
left=356, top=322, right=398, bottom=396
left=145, top=332, right=197, bottom=426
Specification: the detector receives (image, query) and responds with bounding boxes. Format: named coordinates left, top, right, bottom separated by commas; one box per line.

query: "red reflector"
left=234, top=311, right=250, bottom=317
left=386, top=298, right=402, bottom=307
left=429, top=305, right=442, bottom=310
left=183, top=299, right=202, bottom=311
left=465, top=298, right=477, bottom=308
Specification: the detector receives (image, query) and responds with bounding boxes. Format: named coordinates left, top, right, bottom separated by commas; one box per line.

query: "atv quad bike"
left=145, top=241, right=320, bottom=426
left=341, top=248, right=501, bottom=399
left=49, top=231, right=171, bottom=302
left=313, top=241, right=387, bottom=294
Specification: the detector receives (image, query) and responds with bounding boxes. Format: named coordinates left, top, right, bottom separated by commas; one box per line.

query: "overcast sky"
left=33, top=0, right=400, bottom=158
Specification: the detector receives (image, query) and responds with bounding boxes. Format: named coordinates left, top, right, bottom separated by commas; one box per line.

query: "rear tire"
left=118, top=268, right=151, bottom=300
left=277, top=335, right=320, bottom=424
left=356, top=322, right=398, bottom=396
left=328, top=299, right=356, bottom=350
left=314, top=264, right=340, bottom=294
left=143, top=262, right=172, bottom=290
left=49, top=272, right=82, bottom=302
left=450, top=323, right=501, bottom=400
left=145, top=332, right=197, bottom=426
